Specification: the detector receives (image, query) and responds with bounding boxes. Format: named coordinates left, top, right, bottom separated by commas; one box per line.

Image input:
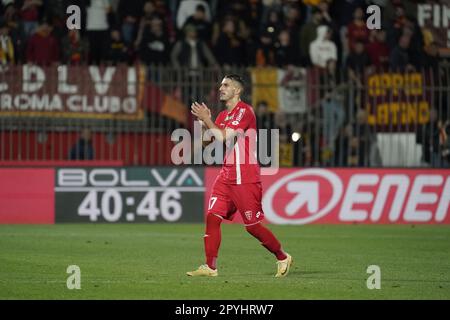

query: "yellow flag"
left=251, top=67, right=279, bottom=112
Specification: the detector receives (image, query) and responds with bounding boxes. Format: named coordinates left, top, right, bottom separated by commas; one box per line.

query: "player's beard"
left=219, top=92, right=231, bottom=103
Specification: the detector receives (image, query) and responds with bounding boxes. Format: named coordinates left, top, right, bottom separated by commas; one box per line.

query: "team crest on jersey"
left=244, top=210, right=253, bottom=220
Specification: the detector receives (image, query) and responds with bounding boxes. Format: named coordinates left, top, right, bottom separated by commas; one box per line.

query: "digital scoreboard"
left=55, top=167, right=205, bottom=223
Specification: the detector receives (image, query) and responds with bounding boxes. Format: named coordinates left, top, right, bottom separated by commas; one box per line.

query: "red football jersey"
left=214, top=101, right=260, bottom=184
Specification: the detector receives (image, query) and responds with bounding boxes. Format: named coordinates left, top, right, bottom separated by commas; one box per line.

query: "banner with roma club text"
left=365, top=72, right=433, bottom=132
left=0, top=64, right=146, bottom=120
left=204, top=168, right=450, bottom=225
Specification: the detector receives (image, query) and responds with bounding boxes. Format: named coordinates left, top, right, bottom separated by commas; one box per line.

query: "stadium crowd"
left=0, top=0, right=449, bottom=168
left=0, top=0, right=447, bottom=69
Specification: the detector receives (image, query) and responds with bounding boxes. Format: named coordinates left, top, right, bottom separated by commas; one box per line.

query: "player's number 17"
left=209, top=197, right=217, bottom=210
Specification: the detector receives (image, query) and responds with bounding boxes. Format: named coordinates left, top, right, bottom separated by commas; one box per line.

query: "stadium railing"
left=0, top=63, right=449, bottom=168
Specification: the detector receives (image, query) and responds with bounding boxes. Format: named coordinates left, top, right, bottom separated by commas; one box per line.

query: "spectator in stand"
left=117, top=0, right=144, bottom=45
left=2, top=2, right=26, bottom=63
left=349, top=109, right=380, bottom=167
left=346, top=7, right=369, bottom=54
left=386, top=3, right=407, bottom=49
left=333, top=123, right=351, bottom=167
left=441, top=120, right=450, bottom=168
left=170, top=24, right=217, bottom=69
left=212, top=12, right=250, bottom=50
left=248, top=0, right=263, bottom=34
left=274, top=29, right=298, bottom=67
left=61, top=29, right=88, bottom=65
left=283, top=4, right=301, bottom=44
left=317, top=0, right=333, bottom=25
left=136, top=15, right=169, bottom=66
left=26, top=20, right=59, bottom=65
left=85, top=0, right=112, bottom=65
left=422, top=42, right=440, bottom=79
left=402, top=15, right=424, bottom=69
left=0, top=18, right=14, bottom=65
left=69, top=128, right=94, bottom=161
left=389, top=34, right=415, bottom=72
left=135, top=1, right=163, bottom=47
left=183, top=4, right=211, bottom=45
left=213, top=1, right=251, bottom=44
left=309, top=24, right=337, bottom=69
left=153, top=0, right=177, bottom=43
left=106, top=29, right=129, bottom=65
left=216, top=0, right=251, bottom=28
left=345, top=40, right=371, bottom=113
left=255, top=30, right=276, bottom=67
left=214, top=18, right=245, bottom=67
left=346, top=40, right=371, bottom=77
left=329, top=0, right=366, bottom=29
left=299, top=6, right=322, bottom=66
left=261, top=9, right=284, bottom=42
left=322, top=58, right=345, bottom=152
left=19, top=0, right=42, bottom=38
left=176, top=0, right=210, bottom=31
left=416, top=108, right=445, bottom=168
left=366, top=29, right=390, bottom=71
left=255, top=100, right=275, bottom=131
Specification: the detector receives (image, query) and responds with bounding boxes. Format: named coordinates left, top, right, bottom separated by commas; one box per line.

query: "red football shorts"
left=207, top=176, right=265, bottom=225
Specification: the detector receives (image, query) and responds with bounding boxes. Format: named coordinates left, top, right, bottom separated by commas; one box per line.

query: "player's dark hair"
left=224, top=74, right=245, bottom=93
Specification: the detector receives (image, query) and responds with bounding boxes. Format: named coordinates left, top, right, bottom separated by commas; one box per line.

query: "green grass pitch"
left=1, top=224, right=449, bottom=299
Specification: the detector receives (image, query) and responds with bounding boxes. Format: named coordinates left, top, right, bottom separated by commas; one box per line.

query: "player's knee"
left=206, top=213, right=222, bottom=226
left=245, top=223, right=260, bottom=236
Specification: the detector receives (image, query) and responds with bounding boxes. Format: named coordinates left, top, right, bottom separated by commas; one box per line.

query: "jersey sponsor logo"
left=235, top=108, right=246, bottom=122
left=262, top=169, right=450, bottom=224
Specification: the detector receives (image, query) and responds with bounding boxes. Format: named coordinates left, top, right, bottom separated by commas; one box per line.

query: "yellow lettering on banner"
left=368, top=75, right=380, bottom=96
left=419, top=101, right=430, bottom=123
left=367, top=103, right=376, bottom=125
left=408, top=73, right=422, bottom=95
left=390, top=103, right=400, bottom=124
left=369, top=102, right=430, bottom=125
left=392, top=74, right=403, bottom=96
left=408, top=102, right=417, bottom=124
left=368, top=73, right=423, bottom=97
left=401, top=102, right=412, bottom=124
left=377, top=103, right=389, bottom=124
left=381, top=74, right=391, bottom=96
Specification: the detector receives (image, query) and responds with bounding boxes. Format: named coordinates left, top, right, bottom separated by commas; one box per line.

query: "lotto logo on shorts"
left=244, top=211, right=253, bottom=220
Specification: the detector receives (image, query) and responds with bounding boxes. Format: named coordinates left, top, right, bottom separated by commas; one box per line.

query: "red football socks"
left=246, top=223, right=287, bottom=260
left=204, top=214, right=222, bottom=270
